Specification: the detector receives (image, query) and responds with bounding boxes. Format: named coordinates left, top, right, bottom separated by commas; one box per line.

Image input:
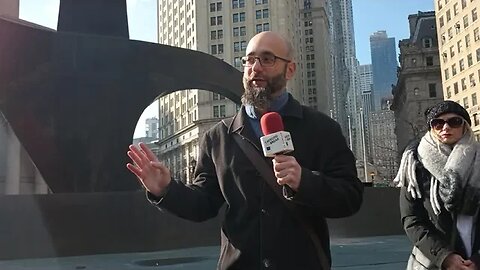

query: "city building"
left=0, top=0, right=48, bottom=194
left=370, top=30, right=398, bottom=111
left=145, top=117, right=159, bottom=139
left=369, top=106, right=398, bottom=186
left=326, top=0, right=350, bottom=135
left=392, top=11, right=443, bottom=155
left=358, top=64, right=373, bottom=162
left=435, top=0, right=480, bottom=140
left=392, top=11, right=444, bottom=153
left=154, top=0, right=331, bottom=183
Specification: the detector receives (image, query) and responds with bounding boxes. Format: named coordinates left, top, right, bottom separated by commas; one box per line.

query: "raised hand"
left=126, top=142, right=171, bottom=197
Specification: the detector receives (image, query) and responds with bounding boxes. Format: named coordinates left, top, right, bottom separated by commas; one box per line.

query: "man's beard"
left=241, top=70, right=287, bottom=111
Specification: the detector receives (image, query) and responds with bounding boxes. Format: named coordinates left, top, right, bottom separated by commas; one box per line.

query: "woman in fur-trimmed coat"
left=395, top=101, right=480, bottom=270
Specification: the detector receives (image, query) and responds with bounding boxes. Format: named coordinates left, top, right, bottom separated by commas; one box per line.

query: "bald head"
left=246, top=31, right=294, bottom=60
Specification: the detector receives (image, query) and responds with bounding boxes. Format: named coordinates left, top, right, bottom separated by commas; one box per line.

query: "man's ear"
left=285, top=62, right=296, bottom=80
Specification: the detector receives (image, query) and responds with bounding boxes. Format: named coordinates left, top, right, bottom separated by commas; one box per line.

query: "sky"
left=353, top=0, right=434, bottom=65
left=18, top=0, right=434, bottom=138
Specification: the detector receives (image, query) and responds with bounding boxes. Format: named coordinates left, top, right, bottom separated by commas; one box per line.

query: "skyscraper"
left=370, top=30, right=397, bottom=111
left=155, top=0, right=331, bottom=182
left=327, top=0, right=349, bottom=135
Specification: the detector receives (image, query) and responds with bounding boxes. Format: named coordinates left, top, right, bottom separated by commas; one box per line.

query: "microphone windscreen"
left=260, top=112, right=284, bottom=135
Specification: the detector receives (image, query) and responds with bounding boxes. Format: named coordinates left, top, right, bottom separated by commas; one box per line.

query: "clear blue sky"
left=19, top=0, right=434, bottom=137
left=352, top=0, right=434, bottom=65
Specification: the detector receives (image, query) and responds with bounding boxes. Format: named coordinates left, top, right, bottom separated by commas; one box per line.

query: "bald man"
left=127, top=31, right=363, bottom=270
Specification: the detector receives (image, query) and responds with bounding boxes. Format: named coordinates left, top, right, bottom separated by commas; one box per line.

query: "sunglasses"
left=430, top=117, right=464, bottom=130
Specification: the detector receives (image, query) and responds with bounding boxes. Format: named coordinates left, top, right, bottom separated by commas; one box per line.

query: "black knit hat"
left=425, top=100, right=471, bottom=129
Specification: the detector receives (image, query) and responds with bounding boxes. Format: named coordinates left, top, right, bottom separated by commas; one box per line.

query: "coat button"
left=261, top=209, right=267, bottom=215
left=262, top=258, right=271, bottom=268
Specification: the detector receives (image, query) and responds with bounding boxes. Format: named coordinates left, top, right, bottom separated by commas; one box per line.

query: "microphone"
left=260, top=112, right=294, bottom=157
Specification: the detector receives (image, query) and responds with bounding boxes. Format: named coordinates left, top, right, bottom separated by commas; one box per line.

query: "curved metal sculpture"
left=0, top=0, right=243, bottom=193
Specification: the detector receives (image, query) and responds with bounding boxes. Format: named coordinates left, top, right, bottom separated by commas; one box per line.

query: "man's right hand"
left=442, top=253, right=475, bottom=270
left=126, top=142, right=171, bottom=197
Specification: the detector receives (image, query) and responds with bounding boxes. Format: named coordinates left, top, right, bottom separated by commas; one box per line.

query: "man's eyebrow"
left=246, top=51, right=274, bottom=56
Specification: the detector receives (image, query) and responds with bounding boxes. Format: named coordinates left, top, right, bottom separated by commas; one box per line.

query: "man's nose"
left=251, top=58, right=263, bottom=72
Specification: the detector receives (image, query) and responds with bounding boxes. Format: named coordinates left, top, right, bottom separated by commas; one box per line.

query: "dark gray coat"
left=155, top=96, right=364, bottom=269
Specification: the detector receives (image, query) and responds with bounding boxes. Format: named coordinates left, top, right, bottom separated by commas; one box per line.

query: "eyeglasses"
left=430, top=117, right=464, bottom=130
left=241, top=54, right=291, bottom=67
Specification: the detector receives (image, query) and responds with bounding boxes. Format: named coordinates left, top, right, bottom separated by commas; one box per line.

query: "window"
left=263, top=23, right=270, bottom=31
left=452, top=63, right=457, bottom=76
left=450, top=45, right=455, bottom=57
left=457, top=40, right=463, bottom=53
left=475, top=28, right=480, bottom=41
left=468, top=53, right=473, bottom=66
left=217, top=16, right=223, bottom=25
left=423, top=38, right=432, bottom=48
left=473, top=93, right=478, bottom=106
left=233, top=27, right=239, bottom=37
left=473, top=8, right=478, bottom=22
left=220, top=105, right=226, bottom=117
left=460, top=59, right=465, bottom=71
left=454, top=3, right=459, bottom=15
left=462, top=0, right=467, bottom=9
left=428, top=84, right=437, bottom=97
left=462, top=78, right=467, bottom=90
left=218, top=30, right=223, bottom=39
left=256, top=24, right=262, bottom=33
left=464, top=15, right=469, bottom=28
left=211, top=45, right=217, bottom=54
left=239, top=0, right=245, bottom=8
left=233, top=57, right=242, bottom=67
left=445, top=68, right=450, bottom=80
left=263, top=9, right=269, bottom=18
left=240, top=12, right=245, bottom=22
left=210, top=17, right=217, bottom=26
left=241, top=41, right=247, bottom=51
left=213, top=105, right=219, bottom=117
left=211, top=31, right=217, bottom=40
left=470, top=73, right=476, bottom=86
left=447, top=9, right=451, bottom=21
left=466, top=34, right=471, bottom=47
left=476, top=48, right=480, bottom=62
left=464, top=97, right=469, bottom=108
left=240, top=26, right=246, bottom=36
left=232, top=0, right=239, bottom=9
left=454, top=82, right=459, bottom=94
left=447, top=86, right=452, bottom=98
left=234, top=42, right=240, bottom=52
left=210, top=3, right=216, bottom=12
left=233, top=13, right=239, bottom=23
left=218, top=44, right=224, bottom=54
left=217, top=2, right=222, bottom=11
left=256, top=10, right=262, bottom=19
left=440, top=16, right=445, bottom=27
left=426, top=56, right=434, bottom=66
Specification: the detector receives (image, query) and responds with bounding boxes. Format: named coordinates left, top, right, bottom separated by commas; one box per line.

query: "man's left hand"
left=273, top=155, right=302, bottom=191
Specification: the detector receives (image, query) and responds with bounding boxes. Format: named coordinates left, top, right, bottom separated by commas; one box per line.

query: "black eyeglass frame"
left=240, top=54, right=291, bottom=67
left=430, top=117, right=465, bottom=130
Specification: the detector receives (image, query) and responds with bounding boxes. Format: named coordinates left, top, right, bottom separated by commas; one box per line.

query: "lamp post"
left=189, top=158, right=197, bottom=184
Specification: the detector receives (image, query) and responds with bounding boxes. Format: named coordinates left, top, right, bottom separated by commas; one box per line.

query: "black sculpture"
left=0, top=0, right=243, bottom=193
